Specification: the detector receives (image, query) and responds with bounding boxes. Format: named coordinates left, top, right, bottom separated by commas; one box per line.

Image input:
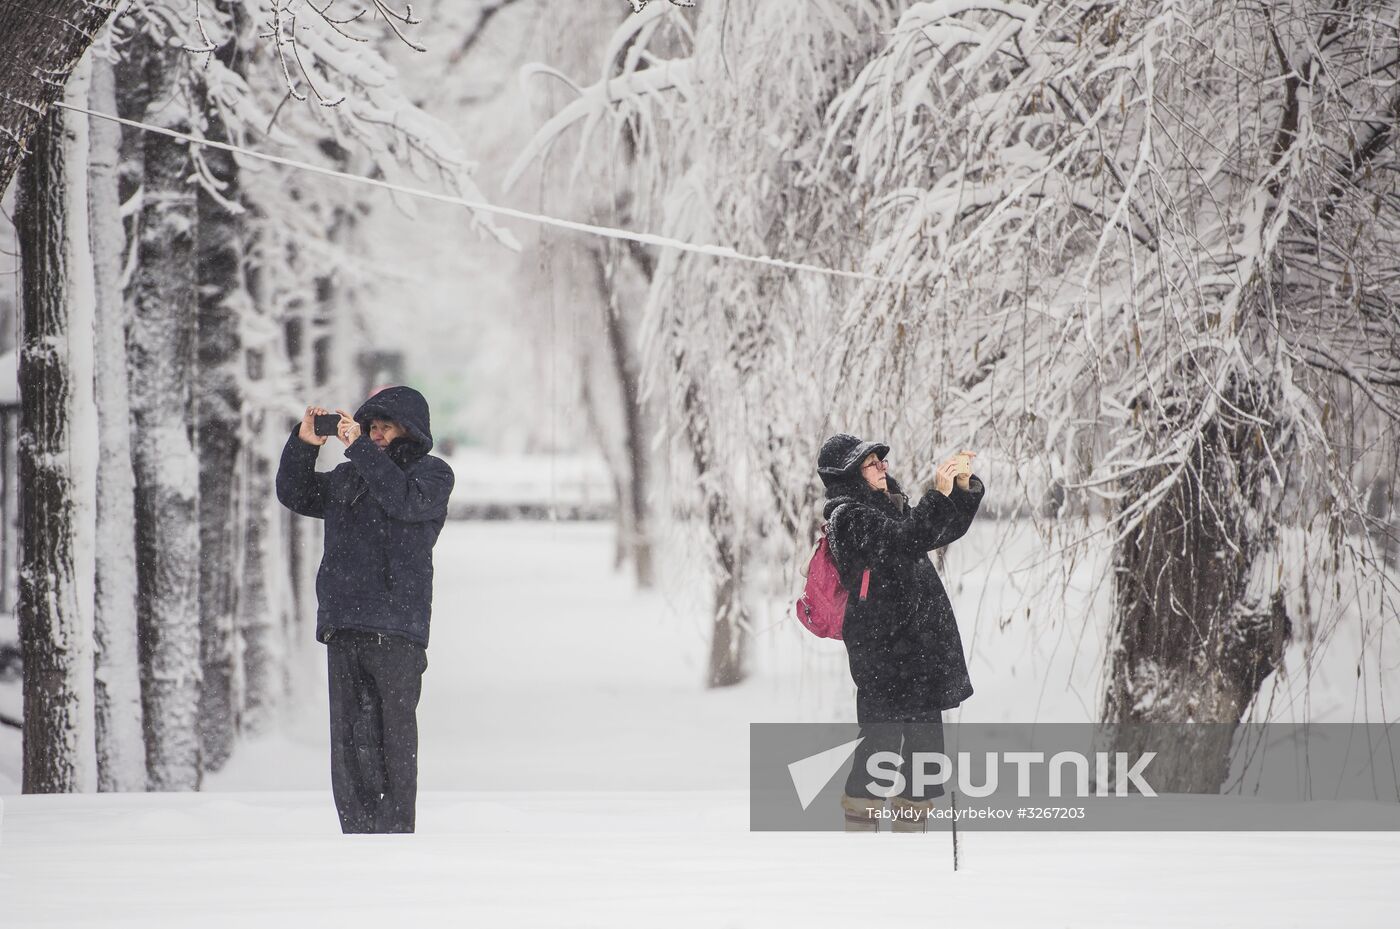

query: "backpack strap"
left=827, top=503, right=871, bottom=601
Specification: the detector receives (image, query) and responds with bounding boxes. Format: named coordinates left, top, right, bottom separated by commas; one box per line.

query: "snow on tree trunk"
left=194, top=105, right=245, bottom=774
left=128, top=40, right=202, bottom=791
left=0, top=1, right=119, bottom=195
left=15, top=57, right=99, bottom=793
left=1104, top=376, right=1294, bottom=792
left=193, top=3, right=253, bottom=766
left=88, top=49, right=145, bottom=792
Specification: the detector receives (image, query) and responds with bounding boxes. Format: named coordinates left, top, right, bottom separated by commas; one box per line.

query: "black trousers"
left=326, top=630, right=428, bottom=833
left=844, top=693, right=947, bottom=801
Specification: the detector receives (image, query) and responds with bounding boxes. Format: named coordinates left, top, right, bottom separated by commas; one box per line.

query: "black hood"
left=354, top=385, right=435, bottom=455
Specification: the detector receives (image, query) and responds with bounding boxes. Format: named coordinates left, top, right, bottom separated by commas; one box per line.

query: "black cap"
left=817, top=433, right=889, bottom=486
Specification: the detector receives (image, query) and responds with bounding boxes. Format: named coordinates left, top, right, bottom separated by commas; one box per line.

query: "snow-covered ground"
left=2, top=519, right=1398, bottom=926
left=6, top=789, right=1399, bottom=928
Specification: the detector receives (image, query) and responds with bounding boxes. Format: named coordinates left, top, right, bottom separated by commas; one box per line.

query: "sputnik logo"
left=787, top=737, right=864, bottom=810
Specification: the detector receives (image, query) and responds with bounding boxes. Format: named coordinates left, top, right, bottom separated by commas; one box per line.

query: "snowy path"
left=2, top=522, right=1399, bottom=926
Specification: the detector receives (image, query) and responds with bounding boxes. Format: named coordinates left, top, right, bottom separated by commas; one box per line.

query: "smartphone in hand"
left=313, top=413, right=342, bottom=437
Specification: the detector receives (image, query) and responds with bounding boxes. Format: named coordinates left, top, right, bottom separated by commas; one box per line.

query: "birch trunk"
left=15, top=58, right=98, bottom=793
left=128, top=41, right=202, bottom=791
left=88, top=50, right=145, bottom=792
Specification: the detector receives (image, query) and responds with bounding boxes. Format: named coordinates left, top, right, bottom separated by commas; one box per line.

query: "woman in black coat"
left=816, top=433, right=985, bottom=831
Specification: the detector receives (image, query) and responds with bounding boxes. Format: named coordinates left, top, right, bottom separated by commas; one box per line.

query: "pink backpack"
left=795, top=507, right=870, bottom=639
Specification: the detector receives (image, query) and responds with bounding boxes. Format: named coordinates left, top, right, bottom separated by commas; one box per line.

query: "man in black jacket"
left=276, top=385, right=455, bottom=834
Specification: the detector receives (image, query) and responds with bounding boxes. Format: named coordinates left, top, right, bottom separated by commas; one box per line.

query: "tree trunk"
left=1366, top=476, right=1397, bottom=573
left=194, top=59, right=246, bottom=772
left=678, top=376, right=748, bottom=688
left=574, top=348, right=628, bottom=568
left=706, top=568, right=747, bottom=688
left=128, top=40, right=202, bottom=791
left=0, top=1, right=119, bottom=195
left=316, top=197, right=361, bottom=400
left=236, top=430, right=281, bottom=733
left=282, top=265, right=322, bottom=673
left=237, top=222, right=293, bottom=732
left=15, top=58, right=99, bottom=793
left=88, top=49, right=145, bottom=792
left=0, top=413, right=14, bottom=614
left=588, top=242, right=654, bottom=588
left=194, top=174, right=244, bottom=772
left=1102, top=376, right=1293, bottom=792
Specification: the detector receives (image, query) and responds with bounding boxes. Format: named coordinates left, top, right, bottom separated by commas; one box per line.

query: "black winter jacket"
left=276, top=386, right=455, bottom=648
left=823, top=471, right=985, bottom=719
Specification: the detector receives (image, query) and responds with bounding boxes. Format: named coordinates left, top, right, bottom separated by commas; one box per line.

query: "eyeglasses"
left=861, top=458, right=889, bottom=471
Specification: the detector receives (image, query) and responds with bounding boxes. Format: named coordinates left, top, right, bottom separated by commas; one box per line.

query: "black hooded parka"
left=276, top=386, right=455, bottom=648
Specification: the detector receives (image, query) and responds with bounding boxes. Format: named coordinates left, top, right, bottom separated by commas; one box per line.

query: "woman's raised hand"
left=934, top=458, right=960, bottom=496
left=936, top=450, right=977, bottom=495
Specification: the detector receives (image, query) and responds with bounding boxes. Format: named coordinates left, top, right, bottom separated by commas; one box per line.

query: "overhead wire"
left=56, top=101, right=894, bottom=286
